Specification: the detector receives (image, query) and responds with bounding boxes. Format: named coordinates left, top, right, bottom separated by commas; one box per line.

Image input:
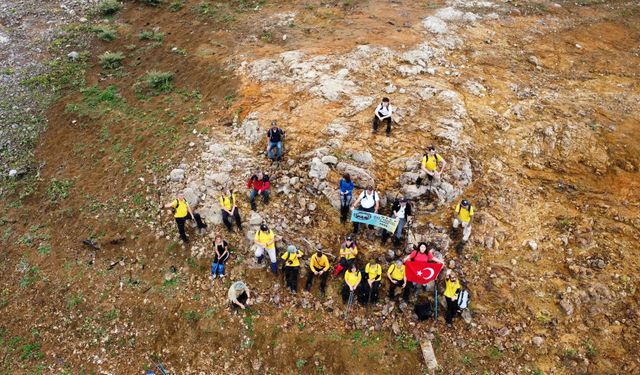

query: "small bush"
left=138, top=70, right=174, bottom=95
left=99, top=51, right=124, bottom=69
left=92, top=26, right=117, bottom=41
left=98, top=0, right=122, bottom=16
left=47, top=178, right=74, bottom=202
left=169, top=0, right=184, bottom=11
left=138, top=30, right=164, bottom=42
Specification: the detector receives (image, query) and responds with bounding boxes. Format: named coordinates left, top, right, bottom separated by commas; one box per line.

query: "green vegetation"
left=169, top=0, right=184, bottom=11
left=138, top=30, right=165, bottom=42
left=37, top=244, right=51, bottom=255
left=47, top=178, right=74, bottom=202
left=296, top=359, right=307, bottom=369
left=99, top=51, right=125, bottom=69
left=20, top=342, right=43, bottom=361
left=19, top=266, right=41, bottom=288
left=66, top=293, right=84, bottom=309
left=184, top=310, right=200, bottom=323
left=583, top=340, right=597, bottom=358
left=135, top=70, right=175, bottom=96
left=394, top=334, right=419, bottom=351
left=92, top=25, right=117, bottom=41
left=98, top=0, right=123, bottom=16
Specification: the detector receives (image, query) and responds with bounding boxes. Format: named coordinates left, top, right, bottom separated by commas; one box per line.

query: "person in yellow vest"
left=162, top=192, right=207, bottom=243
left=254, top=223, right=278, bottom=274
left=443, top=270, right=461, bottom=327
left=305, top=246, right=330, bottom=294
left=362, top=259, right=382, bottom=305
left=281, top=245, right=304, bottom=294
left=387, top=259, right=410, bottom=301
left=220, top=189, right=242, bottom=232
left=452, top=199, right=474, bottom=245
left=416, top=145, right=446, bottom=187
left=342, top=263, right=362, bottom=304
left=333, top=235, right=358, bottom=276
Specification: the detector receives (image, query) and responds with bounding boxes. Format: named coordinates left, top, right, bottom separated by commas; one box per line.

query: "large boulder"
left=169, top=168, right=185, bottom=182
left=349, top=150, right=373, bottom=165
left=309, top=157, right=330, bottom=180
left=336, top=162, right=374, bottom=188
left=237, top=113, right=263, bottom=144
left=402, top=184, right=429, bottom=200
left=322, top=187, right=341, bottom=210
left=182, top=187, right=200, bottom=208
left=199, top=205, right=223, bottom=226
left=204, top=172, right=230, bottom=188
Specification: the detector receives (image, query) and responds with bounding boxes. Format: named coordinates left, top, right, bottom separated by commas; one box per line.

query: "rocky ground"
left=1, top=0, right=639, bottom=374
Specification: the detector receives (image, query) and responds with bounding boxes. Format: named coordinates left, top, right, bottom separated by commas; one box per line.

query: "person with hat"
left=219, top=189, right=242, bottom=232
left=333, top=235, right=358, bottom=276
left=305, top=245, right=330, bottom=294
left=362, top=258, right=383, bottom=305
left=266, top=120, right=285, bottom=161
left=162, top=192, right=207, bottom=243
left=351, top=185, right=380, bottom=234
left=443, top=270, right=461, bottom=327
left=416, top=145, right=446, bottom=187
left=281, top=244, right=304, bottom=294
left=228, top=280, right=251, bottom=310
left=254, top=223, right=278, bottom=274
left=387, top=259, right=410, bottom=301
left=382, top=197, right=413, bottom=246
left=342, top=263, right=362, bottom=304
left=246, top=171, right=270, bottom=211
left=452, top=199, right=474, bottom=245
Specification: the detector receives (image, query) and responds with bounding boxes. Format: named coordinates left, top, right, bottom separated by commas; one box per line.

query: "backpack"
left=457, top=289, right=470, bottom=309
left=456, top=204, right=472, bottom=214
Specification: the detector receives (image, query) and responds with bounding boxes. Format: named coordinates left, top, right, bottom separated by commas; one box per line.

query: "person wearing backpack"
left=211, top=235, right=230, bottom=282
left=372, top=97, right=394, bottom=135
left=339, top=173, right=355, bottom=224
left=333, top=235, right=358, bottom=276
left=443, top=270, right=461, bottom=327
left=219, top=189, right=242, bottom=232
left=416, top=145, right=447, bottom=187
left=305, top=246, right=330, bottom=294
left=362, top=259, right=382, bottom=305
left=342, top=263, right=363, bottom=304
left=266, top=120, right=285, bottom=162
left=246, top=171, right=270, bottom=211
left=382, top=197, right=412, bottom=246
left=162, top=192, right=207, bottom=243
left=387, top=259, right=410, bottom=301
left=281, top=245, right=304, bottom=294
left=254, top=223, right=278, bottom=274
left=351, top=185, right=380, bottom=234
left=452, top=199, right=474, bottom=246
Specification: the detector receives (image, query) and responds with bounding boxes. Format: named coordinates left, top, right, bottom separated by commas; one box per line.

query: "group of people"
left=162, top=99, right=475, bottom=326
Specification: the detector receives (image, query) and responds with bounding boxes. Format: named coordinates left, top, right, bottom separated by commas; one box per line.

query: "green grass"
left=66, top=293, right=83, bottom=309
left=583, top=340, right=597, bottom=358
left=92, top=25, right=117, bottom=41
left=37, top=244, right=51, bottom=255
left=296, top=359, right=307, bottom=369
left=168, top=0, right=184, bottom=11
left=99, top=51, right=125, bottom=69
left=136, top=70, right=174, bottom=96
left=395, top=334, right=419, bottom=351
left=20, top=342, right=43, bottom=361
left=98, top=0, right=122, bottom=16
left=47, top=178, right=74, bottom=202
left=138, top=30, right=165, bottom=42
left=184, top=310, right=200, bottom=323
left=19, top=266, right=41, bottom=288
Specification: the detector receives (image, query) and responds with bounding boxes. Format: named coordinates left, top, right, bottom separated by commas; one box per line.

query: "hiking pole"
left=434, top=287, right=438, bottom=322
left=366, top=282, right=374, bottom=314
left=345, top=290, right=354, bottom=318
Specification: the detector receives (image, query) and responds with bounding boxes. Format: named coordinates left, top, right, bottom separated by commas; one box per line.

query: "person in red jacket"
left=247, top=171, right=270, bottom=211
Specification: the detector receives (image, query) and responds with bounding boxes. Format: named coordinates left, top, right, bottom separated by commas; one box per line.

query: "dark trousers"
left=221, top=208, right=242, bottom=231
left=445, top=297, right=459, bottom=324
left=341, top=283, right=362, bottom=304
left=353, top=205, right=375, bottom=233
left=372, top=116, right=392, bottom=134
left=340, top=194, right=352, bottom=223
left=305, top=270, right=329, bottom=293
left=175, top=213, right=206, bottom=242
left=284, top=266, right=299, bottom=292
left=361, top=280, right=380, bottom=305
left=388, top=280, right=411, bottom=301
left=415, top=301, right=432, bottom=321
left=333, top=257, right=354, bottom=276
left=231, top=291, right=248, bottom=310
left=249, top=189, right=269, bottom=210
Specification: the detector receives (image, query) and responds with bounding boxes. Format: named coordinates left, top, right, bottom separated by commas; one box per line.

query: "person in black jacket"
left=382, top=197, right=412, bottom=246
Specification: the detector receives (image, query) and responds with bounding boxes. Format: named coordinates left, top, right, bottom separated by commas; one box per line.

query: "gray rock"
left=336, top=162, right=374, bottom=188
left=322, top=187, right=341, bottom=210
left=559, top=297, right=574, bottom=316
left=528, top=240, right=538, bottom=251
left=484, top=236, right=494, bottom=249
left=199, top=206, right=223, bottom=226
left=350, top=150, right=374, bottom=165
left=532, top=336, right=544, bottom=347
left=402, top=184, right=429, bottom=199
left=204, top=172, right=229, bottom=187
left=385, top=84, right=397, bottom=94
left=321, top=155, right=338, bottom=165
left=307, top=203, right=316, bottom=211
left=289, top=176, right=300, bottom=185
left=303, top=216, right=311, bottom=224
left=182, top=187, right=199, bottom=208
left=249, top=212, right=263, bottom=226
left=208, top=143, right=226, bottom=156
left=67, top=51, right=79, bottom=60
left=309, top=157, right=330, bottom=180
left=324, top=120, right=350, bottom=137
left=237, top=113, right=263, bottom=144
left=399, top=172, right=419, bottom=186
left=170, top=168, right=185, bottom=182
left=8, top=169, right=17, bottom=177
left=420, top=339, right=438, bottom=370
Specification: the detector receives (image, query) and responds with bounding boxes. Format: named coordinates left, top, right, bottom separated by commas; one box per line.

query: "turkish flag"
left=405, top=261, right=443, bottom=285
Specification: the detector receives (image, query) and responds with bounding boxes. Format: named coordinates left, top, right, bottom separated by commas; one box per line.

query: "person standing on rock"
left=305, top=245, right=330, bottom=294
left=443, top=270, right=461, bottom=327
left=333, top=235, right=358, bottom=276
left=266, top=120, right=285, bottom=162
left=254, top=223, right=278, bottom=274
left=416, top=145, right=446, bottom=187
left=228, top=281, right=251, bottom=310
left=351, top=185, right=380, bottom=234
left=220, top=189, right=242, bottom=232
left=382, top=197, right=412, bottom=246
left=162, top=192, right=207, bottom=243
left=281, top=245, right=304, bottom=294
left=211, top=235, right=230, bottom=283
left=247, top=171, right=270, bottom=211
left=342, top=263, right=362, bottom=304
left=451, top=199, right=474, bottom=249
left=372, top=97, right=393, bottom=135
left=339, top=173, right=355, bottom=224
left=362, top=259, right=382, bottom=305
left=387, top=259, right=410, bottom=301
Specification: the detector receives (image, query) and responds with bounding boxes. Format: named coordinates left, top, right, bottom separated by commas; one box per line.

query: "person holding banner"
left=342, top=264, right=363, bottom=304
left=387, top=259, right=410, bottom=301
left=351, top=185, right=380, bottom=234
left=404, top=242, right=445, bottom=265
left=382, top=197, right=412, bottom=246
left=333, top=235, right=358, bottom=276
left=362, top=259, right=382, bottom=305
left=443, top=270, right=461, bottom=327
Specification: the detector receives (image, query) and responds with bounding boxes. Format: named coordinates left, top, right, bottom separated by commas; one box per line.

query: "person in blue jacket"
left=339, top=173, right=355, bottom=224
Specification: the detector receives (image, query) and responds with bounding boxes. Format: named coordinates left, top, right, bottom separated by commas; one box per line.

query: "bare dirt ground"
left=1, top=0, right=639, bottom=374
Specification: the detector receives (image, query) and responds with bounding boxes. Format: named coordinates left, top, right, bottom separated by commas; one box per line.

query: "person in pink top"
left=404, top=242, right=444, bottom=264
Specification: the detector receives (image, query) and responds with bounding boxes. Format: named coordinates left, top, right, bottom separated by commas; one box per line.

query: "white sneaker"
left=220, top=274, right=225, bottom=278
left=211, top=274, right=217, bottom=279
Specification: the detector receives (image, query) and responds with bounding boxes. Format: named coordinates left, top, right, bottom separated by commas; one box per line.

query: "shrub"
left=138, top=30, right=164, bottom=42
left=169, top=1, right=184, bottom=11
left=92, top=25, right=117, bottom=41
left=142, top=70, right=174, bottom=94
left=47, top=178, right=74, bottom=202
left=99, top=51, right=124, bottom=69
left=98, top=0, right=122, bottom=16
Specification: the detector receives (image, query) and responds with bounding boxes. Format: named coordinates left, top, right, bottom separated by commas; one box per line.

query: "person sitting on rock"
left=342, top=263, right=362, bottom=304
left=266, top=120, right=285, bottom=162
left=382, top=197, right=412, bottom=246
left=416, top=145, right=446, bottom=187
left=281, top=245, right=304, bottom=294
left=211, top=235, right=229, bottom=283
left=387, top=259, right=410, bottom=302
left=220, top=189, right=242, bottom=232
left=443, top=270, right=461, bottom=327
left=451, top=199, right=474, bottom=250
left=339, top=173, right=355, bottom=224
left=254, top=223, right=278, bottom=274
left=372, top=97, right=393, bottom=135
left=351, top=185, right=380, bottom=234
left=404, top=242, right=445, bottom=265
left=362, top=259, right=382, bottom=305
left=333, top=234, right=358, bottom=276
left=162, top=192, right=207, bottom=243
left=228, top=280, right=251, bottom=310
left=305, top=245, right=330, bottom=295
left=246, top=171, right=270, bottom=211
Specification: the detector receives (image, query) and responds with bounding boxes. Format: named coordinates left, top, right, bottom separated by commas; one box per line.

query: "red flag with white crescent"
left=405, top=261, right=443, bottom=285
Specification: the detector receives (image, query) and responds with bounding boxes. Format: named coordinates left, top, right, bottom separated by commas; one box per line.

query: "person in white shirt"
left=382, top=197, right=413, bottom=246
left=351, top=185, right=380, bottom=234
left=372, top=97, right=393, bottom=135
